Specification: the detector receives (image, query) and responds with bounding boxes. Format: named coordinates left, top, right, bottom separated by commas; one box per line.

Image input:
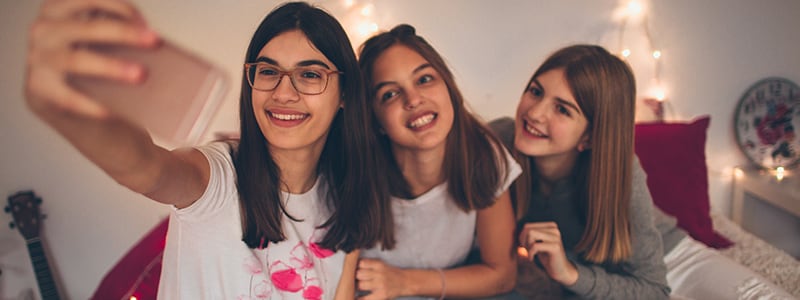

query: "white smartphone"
left=67, top=41, right=230, bottom=148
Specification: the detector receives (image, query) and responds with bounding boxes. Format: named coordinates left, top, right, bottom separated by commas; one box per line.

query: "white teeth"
left=270, top=112, right=307, bottom=121
left=409, top=113, right=436, bottom=128
left=525, top=122, right=547, bottom=137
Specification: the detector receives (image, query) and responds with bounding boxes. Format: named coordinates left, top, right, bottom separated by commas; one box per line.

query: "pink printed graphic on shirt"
left=302, top=277, right=323, bottom=300
left=243, top=255, right=272, bottom=299
left=252, top=280, right=272, bottom=299
left=243, top=256, right=263, bottom=275
left=308, top=229, right=335, bottom=258
left=270, top=261, right=304, bottom=292
left=290, top=242, right=315, bottom=270
left=309, top=242, right=334, bottom=258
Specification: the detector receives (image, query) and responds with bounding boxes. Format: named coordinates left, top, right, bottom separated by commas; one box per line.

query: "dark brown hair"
left=358, top=24, right=510, bottom=248
left=513, top=44, right=636, bottom=263
left=234, top=2, right=390, bottom=252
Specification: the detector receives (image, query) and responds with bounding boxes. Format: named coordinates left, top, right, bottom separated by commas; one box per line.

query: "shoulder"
left=487, top=117, right=515, bottom=150
left=628, top=156, right=653, bottom=210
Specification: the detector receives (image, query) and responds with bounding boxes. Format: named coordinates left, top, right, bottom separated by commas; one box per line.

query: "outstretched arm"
left=25, top=0, right=208, bottom=208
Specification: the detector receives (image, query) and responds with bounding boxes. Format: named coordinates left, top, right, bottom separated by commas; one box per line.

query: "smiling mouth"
left=524, top=121, right=548, bottom=137
left=408, top=113, right=437, bottom=129
left=268, top=111, right=309, bottom=121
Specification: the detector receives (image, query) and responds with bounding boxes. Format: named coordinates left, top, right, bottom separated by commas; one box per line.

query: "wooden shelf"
left=731, top=166, right=800, bottom=224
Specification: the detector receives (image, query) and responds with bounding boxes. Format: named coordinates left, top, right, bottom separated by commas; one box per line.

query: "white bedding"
left=712, top=212, right=800, bottom=297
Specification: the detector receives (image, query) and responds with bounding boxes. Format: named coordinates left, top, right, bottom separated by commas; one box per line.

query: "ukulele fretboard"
left=27, top=238, right=60, bottom=300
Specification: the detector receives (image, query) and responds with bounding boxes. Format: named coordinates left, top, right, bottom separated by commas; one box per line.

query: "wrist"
left=557, top=262, right=580, bottom=286
left=435, top=268, right=446, bottom=300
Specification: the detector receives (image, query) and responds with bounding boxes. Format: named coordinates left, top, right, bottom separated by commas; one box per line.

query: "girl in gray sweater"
left=491, top=44, right=793, bottom=299
left=493, top=44, right=670, bottom=299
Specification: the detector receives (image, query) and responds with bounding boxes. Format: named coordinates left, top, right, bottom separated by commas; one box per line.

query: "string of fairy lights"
left=612, top=0, right=672, bottom=120
left=331, top=0, right=670, bottom=120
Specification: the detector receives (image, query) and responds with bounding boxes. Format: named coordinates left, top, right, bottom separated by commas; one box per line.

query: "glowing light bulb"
left=356, top=22, right=378, bottom=38
left=130, top=297, right=138, bottom=300
left=517, top=246, right=529, bottom=257
left=776, top=167, right=785, bottom=181
left=627, top=1, right=643, bottom=16
left=652, top=50, right=662, bottom=59
left=621, top=48, right=631, bottom=58
left=360, top=4, right=373, bottom=16
left=655, top=90, right=666, bottom=101
left=734, top=167, right=744, bottom=178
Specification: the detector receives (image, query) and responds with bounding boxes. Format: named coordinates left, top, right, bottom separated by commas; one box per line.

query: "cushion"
left=634, top=116, right=733, bottom=249
left=91, top=217, right=167, bottom=299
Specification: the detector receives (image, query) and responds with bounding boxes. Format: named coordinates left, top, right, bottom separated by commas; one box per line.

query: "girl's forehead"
left=258, top=30, right=333, bottom=68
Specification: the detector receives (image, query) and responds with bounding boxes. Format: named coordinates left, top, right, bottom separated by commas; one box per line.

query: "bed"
left=636, top=115, right=799, bottom=297
left=90, top=116, right=799, bottom=299
left=713, top=212, right=799, bottom=296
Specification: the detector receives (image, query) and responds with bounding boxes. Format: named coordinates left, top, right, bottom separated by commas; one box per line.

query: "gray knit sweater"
left=490, top=117, right=682, bottom=300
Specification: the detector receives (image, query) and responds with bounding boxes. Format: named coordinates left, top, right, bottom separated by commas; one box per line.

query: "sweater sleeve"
left=564, top=158, right=671, bottom=299
left=488, top=117, right=516, bottom=151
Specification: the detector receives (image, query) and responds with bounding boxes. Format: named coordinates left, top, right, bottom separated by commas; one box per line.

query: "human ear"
left=577, top=133, right=591, bottom=152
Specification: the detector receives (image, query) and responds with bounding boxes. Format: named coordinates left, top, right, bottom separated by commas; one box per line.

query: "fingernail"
left=141, top=29, right=161, bottom=46
left=126, top=65, right=145, bottom=83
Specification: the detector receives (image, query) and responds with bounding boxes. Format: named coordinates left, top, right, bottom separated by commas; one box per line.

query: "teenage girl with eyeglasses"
left=24, top=1, right=388, bottom=298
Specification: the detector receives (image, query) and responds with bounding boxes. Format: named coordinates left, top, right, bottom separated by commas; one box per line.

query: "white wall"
left=1, top=0, right=798, bottom=298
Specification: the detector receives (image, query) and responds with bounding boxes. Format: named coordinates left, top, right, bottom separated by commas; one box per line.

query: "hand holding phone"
left=67, top=40, right=230, bottom=148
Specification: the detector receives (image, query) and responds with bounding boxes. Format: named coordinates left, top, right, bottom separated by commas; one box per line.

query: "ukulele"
left=6, top=190, right=61, bottom=300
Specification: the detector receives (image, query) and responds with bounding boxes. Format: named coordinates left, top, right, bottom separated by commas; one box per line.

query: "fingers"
left=356, top=259, right=379, bottom=291
left=356, top=259, right=394, bottom=300
left=519, top=222, right=560, bottom=248
left=25, top=69, right=110, bottom=118
left=40, top=0, right=144, bottom=24
left=26, top=0, right=158, bottom=118
left=518, top=222, right=563, bottom=262
left=38, top=0, right=155, bottom=46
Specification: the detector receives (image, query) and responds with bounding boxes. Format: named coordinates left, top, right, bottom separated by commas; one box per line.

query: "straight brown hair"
left=513, top=45, right=636, bottom=263
left=234, top=2, right=391, bottom=252
left=358, top=24, right=511, bottom=247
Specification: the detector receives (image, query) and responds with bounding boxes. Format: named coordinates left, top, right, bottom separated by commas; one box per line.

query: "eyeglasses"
left=244, top=63, right=343, bottom=95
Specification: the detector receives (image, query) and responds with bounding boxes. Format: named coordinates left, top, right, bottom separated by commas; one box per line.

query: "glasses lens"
left=291, top=67, right=328, bottom=95
left=247, top=64, right=280, bottom=91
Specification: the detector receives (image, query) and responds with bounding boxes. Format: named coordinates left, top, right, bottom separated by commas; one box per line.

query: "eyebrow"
left=373, top=63, right=433, bottom=91
left=531, top=78, right=583, bottom=116
left=254, top=56, right=332, bottom=69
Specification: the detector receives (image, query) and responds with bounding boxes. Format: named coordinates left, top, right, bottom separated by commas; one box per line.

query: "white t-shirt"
left=361, top=147, right=521, bottom=269
left=158, top=142, right=345, bottom=299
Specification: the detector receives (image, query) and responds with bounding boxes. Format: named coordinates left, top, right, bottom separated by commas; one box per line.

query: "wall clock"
left=734, top=77, right=799, bottom=169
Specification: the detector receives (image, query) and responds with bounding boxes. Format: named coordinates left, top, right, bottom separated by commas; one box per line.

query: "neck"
left=533, top=153, right=578, bottom=195
left=271, top=146, right=323, bottom=194
left=392, top=144, right=446, bottom=197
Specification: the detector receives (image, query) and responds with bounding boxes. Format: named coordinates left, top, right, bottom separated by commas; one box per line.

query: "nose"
left=403, top=88, right=423, bottom=110
left=271, top=74, right=300, bottom=103
left=523, top=98, right=548, bottom=122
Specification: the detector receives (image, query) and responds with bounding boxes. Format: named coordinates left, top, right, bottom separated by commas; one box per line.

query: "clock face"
left=734, top=77, right=799, bottom=169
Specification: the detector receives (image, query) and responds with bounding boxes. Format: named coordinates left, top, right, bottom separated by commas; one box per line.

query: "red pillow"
left=634, top=116, right=733, bottom=249
left=92, top=217, right=167, bottom=300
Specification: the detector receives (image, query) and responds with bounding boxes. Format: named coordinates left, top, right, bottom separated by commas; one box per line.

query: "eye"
left=297, top=68, right=324, bottom=80
left=417, top=74, right=435, bottom=85
left=556, top=104, right=571, bottom=116
left=527, top=86, right=543, bottom=97
left=257, top=65, right=279, bottom=76
left=378, top=89, right=400, bottom=102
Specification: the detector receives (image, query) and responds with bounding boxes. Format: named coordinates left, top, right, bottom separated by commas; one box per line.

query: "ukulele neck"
left=26, top=238, right=60, bottom=300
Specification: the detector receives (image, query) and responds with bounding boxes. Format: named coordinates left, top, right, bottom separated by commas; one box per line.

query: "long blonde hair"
left=513, top=45, right=636, bottom=263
